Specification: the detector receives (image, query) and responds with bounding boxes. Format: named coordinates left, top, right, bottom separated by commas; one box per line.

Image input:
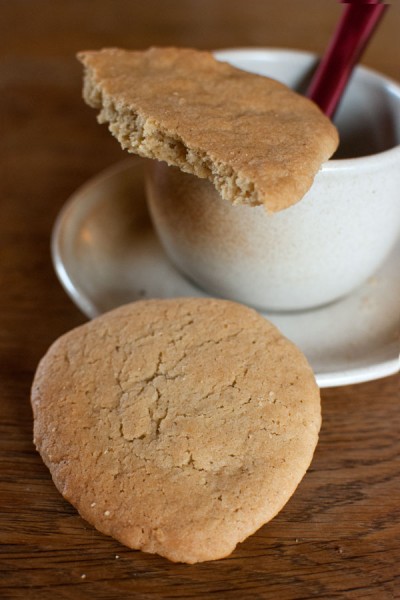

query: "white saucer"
left=52, top=159, right=400, bottom=388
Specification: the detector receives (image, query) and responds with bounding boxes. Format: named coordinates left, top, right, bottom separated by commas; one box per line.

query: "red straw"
left=307, top=1, right=388, bottom=118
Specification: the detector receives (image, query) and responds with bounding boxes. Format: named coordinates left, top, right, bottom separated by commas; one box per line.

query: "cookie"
left=31, top=298, right=321, bottom=563
left=77, top=47, right=338, bottom=212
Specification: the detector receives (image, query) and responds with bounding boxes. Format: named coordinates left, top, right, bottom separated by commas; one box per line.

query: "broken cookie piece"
left=78, top=47, right=338, bottom=212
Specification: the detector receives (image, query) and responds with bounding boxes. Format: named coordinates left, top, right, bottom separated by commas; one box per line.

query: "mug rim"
left=213, top=47, right=400, bottom=170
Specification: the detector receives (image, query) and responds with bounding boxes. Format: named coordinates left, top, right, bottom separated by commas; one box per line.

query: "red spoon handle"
left=307, top=2, right=388, bottom=118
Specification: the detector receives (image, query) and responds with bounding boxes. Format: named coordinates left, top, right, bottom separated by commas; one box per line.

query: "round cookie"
left=31, top=298, right=321, bottom=563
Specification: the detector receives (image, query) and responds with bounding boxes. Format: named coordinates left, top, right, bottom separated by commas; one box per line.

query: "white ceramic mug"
left=146, top=49, right=400, bottom=312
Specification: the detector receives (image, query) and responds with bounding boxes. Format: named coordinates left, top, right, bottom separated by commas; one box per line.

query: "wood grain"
left=1, top=1, right=399, bottom=598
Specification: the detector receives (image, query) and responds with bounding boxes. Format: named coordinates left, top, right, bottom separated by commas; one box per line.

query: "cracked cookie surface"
left=31, top=298, right=321, bottom=563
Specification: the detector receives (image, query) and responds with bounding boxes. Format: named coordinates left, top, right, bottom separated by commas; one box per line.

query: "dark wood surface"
left=1, top=1, right=399, bottom=598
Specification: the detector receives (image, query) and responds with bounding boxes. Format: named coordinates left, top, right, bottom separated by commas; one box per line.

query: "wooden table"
left=1, top=1, right=399, bottom=598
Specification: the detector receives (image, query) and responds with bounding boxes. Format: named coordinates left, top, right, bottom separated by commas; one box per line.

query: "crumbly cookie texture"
left=77, top=47, right=338, bottom=212
left=31, top=298, right=321, bottom=563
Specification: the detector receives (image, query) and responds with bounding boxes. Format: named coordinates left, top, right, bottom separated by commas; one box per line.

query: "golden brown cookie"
left=31, top=298, right=321, bottom=563
left=77, top=47, right=338, bottom=212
